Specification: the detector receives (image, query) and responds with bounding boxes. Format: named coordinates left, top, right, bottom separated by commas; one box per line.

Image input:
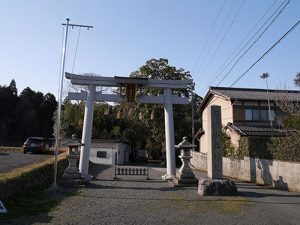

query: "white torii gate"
left=65, top=72, right=193, bottom=181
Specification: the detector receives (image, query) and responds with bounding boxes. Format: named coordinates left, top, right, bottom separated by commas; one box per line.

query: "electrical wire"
left=197, top=0, right=246, bottom=81
left=199, top=0, right=278, bottom=93
left=204, top=18, right=300, bottom=107
left=72, top=27, right=81, bottom=73
left=215, top=0, right=291, bottom=87
left=191, top=0, right=226, bottom=75
left=229, top=19, right=300, bottom=88
left=194, top=0, right=236, bottom=81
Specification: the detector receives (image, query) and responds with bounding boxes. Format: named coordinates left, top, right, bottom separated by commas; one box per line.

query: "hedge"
left=223, top=135, right=300, bottom=162
left=0, top=155, right=68, bottom=200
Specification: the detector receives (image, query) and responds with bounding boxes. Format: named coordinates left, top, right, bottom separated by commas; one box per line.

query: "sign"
left=125, top=84, right=136, bottom=102
left=0, top=200, right=7, bottom=213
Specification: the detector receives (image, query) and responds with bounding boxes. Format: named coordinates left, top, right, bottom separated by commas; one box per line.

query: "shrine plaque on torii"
left=65, top=72, right=193, bottom=181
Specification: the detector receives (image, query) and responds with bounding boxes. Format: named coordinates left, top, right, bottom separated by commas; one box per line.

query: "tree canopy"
left=0, top=80, right=57, bottom=146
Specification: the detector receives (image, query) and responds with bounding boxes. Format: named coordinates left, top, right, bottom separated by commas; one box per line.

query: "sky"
left=0, top=0, right=299, bottom=98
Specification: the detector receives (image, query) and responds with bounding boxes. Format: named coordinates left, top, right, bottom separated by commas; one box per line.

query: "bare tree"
left=294, top=72, right=300, bottom=87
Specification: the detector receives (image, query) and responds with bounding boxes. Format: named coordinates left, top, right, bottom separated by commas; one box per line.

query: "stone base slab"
left=172, top=177, right=198, bottom=187
left=198, top=177, right=238, bottom=196
left=58, top=178, right=85, bottom=188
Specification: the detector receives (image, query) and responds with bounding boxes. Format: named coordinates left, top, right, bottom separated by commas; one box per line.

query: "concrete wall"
left=190, top=151, right=300, bottom=192
left=191, top=151, right=207, bottom=171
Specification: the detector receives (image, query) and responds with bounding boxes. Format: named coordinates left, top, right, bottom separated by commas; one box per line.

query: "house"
left=89, top=140, right=130, bottom=165
left=196, top=86, right=300, bottom=153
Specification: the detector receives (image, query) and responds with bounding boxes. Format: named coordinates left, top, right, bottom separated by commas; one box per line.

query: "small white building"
left=89, top=140, right=130, bottom=165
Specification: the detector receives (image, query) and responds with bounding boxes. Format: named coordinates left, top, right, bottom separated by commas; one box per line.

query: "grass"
left=0, top=191, right=60, bottom=222
left=0, top=153, right=66, bottom=180
left=0, top=189, right=82, bottom=223
left=164, top=192, right=253, bottom=214
left=0, top=146, right=23, bottom=153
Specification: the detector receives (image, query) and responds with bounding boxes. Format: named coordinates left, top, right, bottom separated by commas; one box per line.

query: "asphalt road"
left=0, top=151, right=53, bottom=173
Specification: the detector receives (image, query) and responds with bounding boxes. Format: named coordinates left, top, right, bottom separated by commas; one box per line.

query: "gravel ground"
left=0, top=151, right=53, bottom=173
left=2, top=164, right=300, bottom=225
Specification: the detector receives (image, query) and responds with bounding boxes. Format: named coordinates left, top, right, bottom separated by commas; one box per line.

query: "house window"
left=245, top=109, right=252, bottom=120
left=253, top=109, right=260, bottom=120
left=245, top=109, right=275, bottom=121
left=97, top=151, right=107, bottom=158
left=260, top=109, right=268, bottom=121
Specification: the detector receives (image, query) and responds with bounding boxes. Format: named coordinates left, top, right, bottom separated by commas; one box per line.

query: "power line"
left=215, top=0, right=290, bottom=87
left=230, top=19, right=300, bottom=88
left=206, top=17, right=300, bottom=107
left=191, top=0, right=226, bottom=75
left=72, top=27, right=81, bottom=73
left=199, top=0, right=279, bottom=93
left=194, top=0, right=236, bottom=80
left=197, top=0, right=246, bottom=81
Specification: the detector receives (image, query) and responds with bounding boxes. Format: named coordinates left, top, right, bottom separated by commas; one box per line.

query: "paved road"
left=0, top=151, right=53, bottom=173
left=3, top=163, right=300, bottom=225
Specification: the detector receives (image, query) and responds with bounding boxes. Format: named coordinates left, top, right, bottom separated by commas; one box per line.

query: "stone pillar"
left=163, top=88, right=176, bottom=180
left=207, top=105, right=222, bottom=179
left=79, top=85, right=95, bottom=180
left=198, top=105, right=237, bottom=196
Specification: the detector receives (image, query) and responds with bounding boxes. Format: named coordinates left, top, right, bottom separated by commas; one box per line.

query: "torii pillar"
left=79, top=85, right=95, bottom=181
left=163, top=88, right=176, bottom=180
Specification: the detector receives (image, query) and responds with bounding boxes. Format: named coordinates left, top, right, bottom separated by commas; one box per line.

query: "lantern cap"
left=175, top=136, right=196, bottom=149
left=62, top=134, right=84, bottom=147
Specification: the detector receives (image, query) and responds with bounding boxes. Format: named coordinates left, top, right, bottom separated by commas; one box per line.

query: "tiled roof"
left=210, top=86, right=300, bottom=101
left=225, top=123, right=289, bottom=137
left=198, top=86, right=300, bottom=112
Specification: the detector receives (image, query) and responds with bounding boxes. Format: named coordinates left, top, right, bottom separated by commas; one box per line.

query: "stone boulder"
left=198, top=178, right=238, bottom=196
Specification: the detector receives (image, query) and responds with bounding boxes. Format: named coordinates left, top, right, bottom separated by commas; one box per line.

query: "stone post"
left=207, top=105, right=222, bottom=179
left=198, top=105, right=237, bottom=196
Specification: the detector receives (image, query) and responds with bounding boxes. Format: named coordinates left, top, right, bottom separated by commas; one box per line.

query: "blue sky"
left=0, top=0, right=299, bottom=97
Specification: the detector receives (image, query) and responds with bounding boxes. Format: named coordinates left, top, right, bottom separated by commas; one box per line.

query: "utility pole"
left=50, top=18, right=93, bottom=192
left=260, top=72, right=272, bottom=128
left=191, top=83, right=195, bottom=146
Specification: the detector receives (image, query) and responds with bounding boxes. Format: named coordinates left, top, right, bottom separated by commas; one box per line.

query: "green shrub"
left=221, top=129, right=236, bottom=159
left=237, top=137, right=272, bottom=159
left=0, top=155, right=68, bottom=199
left=268, top=133, right=300, bottom=161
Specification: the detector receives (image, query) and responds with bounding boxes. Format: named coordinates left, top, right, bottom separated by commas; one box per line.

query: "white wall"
left=89, top=147, right=113, bottom=165
left=115, top=143, right=129, bottom=165
left=190, top=151, right=207, bottom=171
left=190, top=151, right=300, bottom=192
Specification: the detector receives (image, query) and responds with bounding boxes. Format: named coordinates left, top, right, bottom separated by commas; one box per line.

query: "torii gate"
left=65, top=72, right=193, bottom=181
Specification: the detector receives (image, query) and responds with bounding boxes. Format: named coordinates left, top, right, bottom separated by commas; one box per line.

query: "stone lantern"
left=172, top=136, right=198, bottom=187
left=60, top=134, right=84, bottom=185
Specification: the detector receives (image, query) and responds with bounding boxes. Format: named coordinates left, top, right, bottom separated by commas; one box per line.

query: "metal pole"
left=191, top=84, right=195, bottom=146
left=265, top=77, right=273, bottom=128
left=260, top=73, right=272, bottom=128
left=53, top=18, right=70, bottom=189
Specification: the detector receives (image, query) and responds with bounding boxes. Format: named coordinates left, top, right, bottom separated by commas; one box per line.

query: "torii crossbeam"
left=65, top=72, right=193, bottom=181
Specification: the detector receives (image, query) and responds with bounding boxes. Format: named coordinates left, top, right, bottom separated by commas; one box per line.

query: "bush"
left=268, top=133, right=300, bottom=161
left=239, top=136, right=272, bottom=159
left=221, top=129, right=236, bottom=159
left=0, top=155, right=68, bottom=200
